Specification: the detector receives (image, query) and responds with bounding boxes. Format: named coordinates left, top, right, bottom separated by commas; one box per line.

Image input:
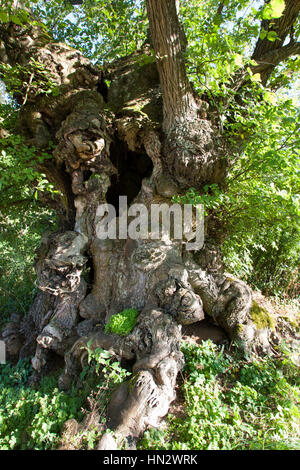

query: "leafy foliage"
left=0, top=360, right=85, bottom=449
left=31, top=0, right=148, bottom=64
left=140, top=340, right=300, bottom=450
left=173, top=94, right=300, bottom=298
left=179, top=0, right=299, bottom=96
left=262, top=0, right=286, bottom=20
left=0, top=347, right=131, bottom=450
left=72, top=343, right=132, bottom=448
left=0, top=60, right=60, bottom=103
left=84, top=341, right=131, bottom=385
left=0, top=103, right=57, bottom=327
left=0, top=206, right=55, bottom=328
left=0, top=2, right=31, bottom=26
left=0, top=132, right=56, bottom=208
left=223, top=94, right=300, bottom=297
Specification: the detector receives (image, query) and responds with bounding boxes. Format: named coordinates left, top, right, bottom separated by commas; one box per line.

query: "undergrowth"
left=139, top=340, right=300, bottom=450
left=0, top=359, right=85, bottom=450
left=0, top=340, right=299, bottom=450
left=0, top=345, right=130, bottom=450
left=0, top=206, right=55, bottom=329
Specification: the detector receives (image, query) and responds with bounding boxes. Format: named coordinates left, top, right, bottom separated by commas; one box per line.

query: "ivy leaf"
left=259, top=29, right=267, bottom=40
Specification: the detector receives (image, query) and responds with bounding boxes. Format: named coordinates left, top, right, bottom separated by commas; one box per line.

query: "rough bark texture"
left=1, top=0, right=299, bottom=449
left=146, top=0, right=228, bottom=187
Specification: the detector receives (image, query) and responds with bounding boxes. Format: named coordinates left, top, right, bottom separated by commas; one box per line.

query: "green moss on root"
left=250, top=301, right=276, bottom=330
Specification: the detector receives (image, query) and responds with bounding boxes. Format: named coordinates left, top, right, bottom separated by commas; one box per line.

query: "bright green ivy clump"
left=105, top=308, right=139, bottom=336
left=140, top=340, right=300, bottom=451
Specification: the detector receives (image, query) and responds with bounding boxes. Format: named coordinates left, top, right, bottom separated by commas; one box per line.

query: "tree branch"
left=251, top=0, right=300, bottom=83
left=216, top=1, right=225, bottom=17
left=0, top=198, right=33, bottom=211
left=252, top=41, right=300, bottom=76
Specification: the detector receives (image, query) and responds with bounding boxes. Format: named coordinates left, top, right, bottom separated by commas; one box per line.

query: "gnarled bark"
left=1, top=0, right=298, bottom=448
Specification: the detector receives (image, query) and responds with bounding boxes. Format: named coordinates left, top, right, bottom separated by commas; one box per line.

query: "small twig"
left=22, top=72, right=34, bottom=106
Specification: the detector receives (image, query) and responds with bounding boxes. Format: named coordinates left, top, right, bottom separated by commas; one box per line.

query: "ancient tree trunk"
left=146, top=0, right=195, bottom=129
left=146, top=0, right=228, bottom=187
left=1, top=0, right=299, bottom=449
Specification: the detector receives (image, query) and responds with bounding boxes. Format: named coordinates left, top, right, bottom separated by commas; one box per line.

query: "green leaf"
left=262, top=0, right=285, bottom=20
left=267, top=31, right=280, bottom=42
left=0, top=11, right=8, bottom=23
left=10, top=15, right=23, bottom=26
left=259, top=29, right=267, bottom=40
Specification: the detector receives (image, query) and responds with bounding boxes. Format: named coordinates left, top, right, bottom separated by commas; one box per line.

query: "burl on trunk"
left=2, top=0, right=296, bottom=448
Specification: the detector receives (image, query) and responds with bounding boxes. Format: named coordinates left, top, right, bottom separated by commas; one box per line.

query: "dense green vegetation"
left=140, top=340, right=300, bottom=450
left=0, top=204, right=55, bottom=328
left=173, top=93, right=299, bottom=298
left=0, top=340, right=299, bottom=450
left=0, top=103, right=57, bottom=327
left=0, top=345, right=131, bottom=450
left=0, top=359, right=85, bottom=449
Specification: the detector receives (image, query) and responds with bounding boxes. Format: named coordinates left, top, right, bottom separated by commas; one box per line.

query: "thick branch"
left=252, top=0, right=300, bottom=83
left=252, top=41, right=300, bottom=75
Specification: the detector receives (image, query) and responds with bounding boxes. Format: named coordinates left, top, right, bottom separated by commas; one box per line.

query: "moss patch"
left=250, top=300, right=276, bottom=330
left=281, top=315, right=299, bottom=331
left=105, top=308, right=139, bottom=336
